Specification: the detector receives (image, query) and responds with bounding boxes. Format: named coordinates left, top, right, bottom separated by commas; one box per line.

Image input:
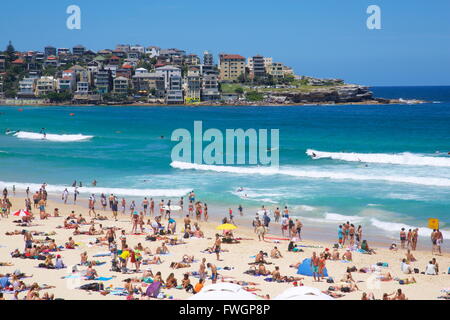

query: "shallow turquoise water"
left=0, top=86, right=449, bottom=238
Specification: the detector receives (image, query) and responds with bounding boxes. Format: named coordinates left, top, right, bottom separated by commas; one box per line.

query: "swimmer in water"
left=40, top=128, right=46, bottom=138
left=312, top=152, right=317, bottom=158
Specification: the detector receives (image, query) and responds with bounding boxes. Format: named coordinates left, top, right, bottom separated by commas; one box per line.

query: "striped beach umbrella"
left=13, top=209, right=31, bottom=217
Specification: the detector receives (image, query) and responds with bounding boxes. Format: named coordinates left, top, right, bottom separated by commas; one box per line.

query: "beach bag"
left=341, top=287, right=350, bottom=293
left=326, top=277, right=334, bottom=283
left=183, top=232, right=190, bottom=239
left=414, top=268, right=420, bottom=274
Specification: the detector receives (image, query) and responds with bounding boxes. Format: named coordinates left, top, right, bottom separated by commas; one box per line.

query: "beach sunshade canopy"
left=297, top=258, right=329, bottom=277
left=216, top=223, right=237, bottom=230
left=13, top=209, right=31, bottom=217
left=274, top=286, right=333, bottom=300
left=188, top=283, right=259, bottom=300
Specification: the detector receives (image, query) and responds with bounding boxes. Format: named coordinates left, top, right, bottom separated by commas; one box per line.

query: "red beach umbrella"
left=13, top=209, right=31, bottom=217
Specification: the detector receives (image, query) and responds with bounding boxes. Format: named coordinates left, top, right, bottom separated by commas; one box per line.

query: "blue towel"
left=95, top=277, right=113, bottom=281
left=93, top=253, right=112, bottom=257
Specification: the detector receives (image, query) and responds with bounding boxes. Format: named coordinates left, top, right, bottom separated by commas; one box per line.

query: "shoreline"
left=0, top=99, right=427, bottom=108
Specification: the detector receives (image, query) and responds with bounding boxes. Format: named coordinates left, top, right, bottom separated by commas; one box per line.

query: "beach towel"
left=145, top=281, right=162, bottom=298
left=93, top=253, right=112, bottom=257
left=95, top=277, right=113, bottom=281
left=297, top=258, right=329, bottom=277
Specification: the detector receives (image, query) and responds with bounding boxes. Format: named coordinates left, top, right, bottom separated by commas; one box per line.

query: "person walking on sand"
left=121, top=198, right=126, bottom=214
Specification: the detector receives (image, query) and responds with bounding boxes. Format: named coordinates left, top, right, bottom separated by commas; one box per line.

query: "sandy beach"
left=0, top=193, right=448, bottom=301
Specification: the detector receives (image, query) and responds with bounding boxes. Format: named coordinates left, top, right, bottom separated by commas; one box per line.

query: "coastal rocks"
left=269, top=85, right=374, bottom=104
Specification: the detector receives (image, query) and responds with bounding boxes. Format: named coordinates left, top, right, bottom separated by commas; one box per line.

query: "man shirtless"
left=213, top=234, right=222, bottom=261
left=270, top=247, right=283, bottom=259
left=199, top=258, right=207, bottom=279
left=310, top=252, right=320, bottom=282
left=207, top=263, right=218, bottom=284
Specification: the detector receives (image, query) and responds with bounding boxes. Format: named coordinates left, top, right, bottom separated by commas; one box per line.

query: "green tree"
left=235, top=87, right=244, bottom=95
left=6, top=41, right=15, bottom=62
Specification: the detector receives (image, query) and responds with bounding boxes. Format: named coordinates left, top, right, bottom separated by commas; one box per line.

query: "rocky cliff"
left=270, top=85, right=377, bottom=104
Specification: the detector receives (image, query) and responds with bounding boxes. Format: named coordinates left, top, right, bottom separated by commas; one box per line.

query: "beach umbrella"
left=188, top=283, right=260, bottom=300
left=13, top=209, right=31, bottom=217
left=216, top=223, right=237, bottom=231
left=274, top=286, right=333, bottom=300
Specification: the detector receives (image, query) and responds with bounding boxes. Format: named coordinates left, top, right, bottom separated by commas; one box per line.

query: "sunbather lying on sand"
left=170, top=262, right=191, bottom=269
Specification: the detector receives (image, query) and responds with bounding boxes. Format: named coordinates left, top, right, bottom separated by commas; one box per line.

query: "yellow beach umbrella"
left=216, top=223, right=237, bottom=231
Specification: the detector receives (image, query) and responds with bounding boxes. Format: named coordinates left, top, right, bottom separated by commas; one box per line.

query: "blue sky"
left=1, top=0, right=449, bottom=86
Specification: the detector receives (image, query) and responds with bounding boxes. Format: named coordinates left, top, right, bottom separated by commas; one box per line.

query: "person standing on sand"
left=435, top=229, right=443, bottom=255
left=295, top=219, right=303, bottom=240
left=207, top=263, right=218, bottom=284
left=411, top=228, right=418, bottom=251
left=142, top=197, right=149, bottom=215
left=204, top=203, right=208, bottom=222
left=150, top=198, right=154, bottom=216
left=112, top=199, right=118, bottom=221
left=213, top=234, right=222, bottom=261
left=318, top=253, right=326, bottom=281
left=281, top=215, right=288, bottom=237
left=406, top=229, right=412, bottom=249
left=24, top=230, right=33, bottom=251
left=400, top=228, right=407, bottom=249
left=431, top=229, right=437, bottom=254
left=310, top=252, right=320, bottom=282
left=73, top=187, right=79, bottom=204
left=121, top=198, right=126, bottom=214
left=274, top=207, right=280, bottom=223
left=62, top=188, right=69, bottom=204
left=349, top=224, right=355, bottom=246
left=129, top=201, right=136, bottom=215
left=199, top=258, right=207, bottom=279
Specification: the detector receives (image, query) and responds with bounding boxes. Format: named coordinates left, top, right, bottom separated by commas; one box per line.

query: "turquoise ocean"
left=0, top=86, right=449, bottom=243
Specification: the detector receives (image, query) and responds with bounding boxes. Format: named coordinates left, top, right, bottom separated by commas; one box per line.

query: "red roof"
left=122, top=64, right=133, bottom=69
left=12, top=58, right=24, bottom=64
left=222, top=54, right=245, bottom=60
left=110, top=56, right=119, bottom=60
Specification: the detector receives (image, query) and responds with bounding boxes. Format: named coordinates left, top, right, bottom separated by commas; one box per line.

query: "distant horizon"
left=1, top=0, right=450, bottom=86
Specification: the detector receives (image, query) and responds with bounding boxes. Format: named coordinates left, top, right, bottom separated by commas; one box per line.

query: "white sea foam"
left=370, top=218, right=450, bottom=240
left=13, top=131, right=93, bottom=142
left=296, top=205, right=316, bottom=212
left=306, top=149, right=450, bottom=167
left=0, top=181, right=190, bottom=198
left=170, top=161, right=450, bottom=187
left=324, top=212, right=364, bottom=223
